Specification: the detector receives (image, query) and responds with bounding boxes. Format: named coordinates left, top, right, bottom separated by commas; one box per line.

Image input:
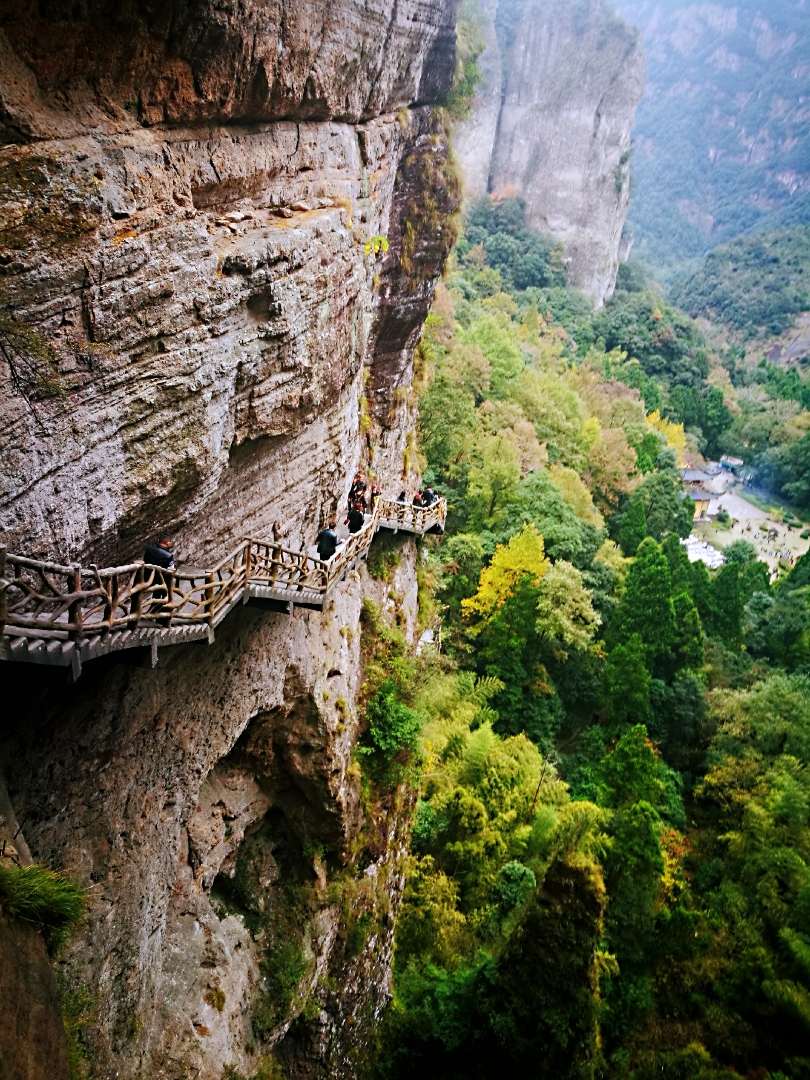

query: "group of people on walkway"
left=143, top=471, right=442, bottom=572
left=398, top=486, right=439, bottom=508
left=313, top=473, right=441, bottom=563
left=315, top=471, right=376, bottom=560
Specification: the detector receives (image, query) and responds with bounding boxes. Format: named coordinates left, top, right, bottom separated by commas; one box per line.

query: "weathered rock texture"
left=0, top=1, right=458, bottom=1076
left=0, top=911, right=71, bottom=1080
left=0, top=776, right=71, bottom=1080
left=454, top=0, right=645, bottom=303
left=0, top=0, right=460, bottom=565
left=3, top=554, right=419, bottom=1079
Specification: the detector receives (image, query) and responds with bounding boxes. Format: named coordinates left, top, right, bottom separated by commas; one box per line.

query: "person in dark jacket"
left=412, top=492, right=424, bottom=508
left=346, top=501, right=365, bottom=534
left=144, top=536, right=174, bottom=569
left=397, top=490, right=408, bottom=503
left=316, top=524, right=339, bottom=561
left=422, top=486, right=437, bottom=506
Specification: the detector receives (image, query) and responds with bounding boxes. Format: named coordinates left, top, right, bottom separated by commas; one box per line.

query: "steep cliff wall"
left=0, top=2, right=458, bottom=1076
left=454, top=0, right=645, bottom=304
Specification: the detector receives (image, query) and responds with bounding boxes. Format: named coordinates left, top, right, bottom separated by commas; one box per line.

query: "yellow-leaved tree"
left=647, top=409, right=687, bottom=465
left=461, top=523, right=548, bottom=622
left=535, top=560, right=601, bottom=660
left=549, top=463, right=604, bottom=527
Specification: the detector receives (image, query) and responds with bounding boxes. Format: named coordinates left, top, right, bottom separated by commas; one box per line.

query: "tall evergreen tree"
left=670, top=590, right=704, bottom=672
left=707, top=564, right=744, bottom=644
left=619, top=498, right=647, bottom=556
left=604, top=633, right=651, bottom=725
left=609, top=538, right=676, bottom=670
left=661, top=532, right=692, bottom=594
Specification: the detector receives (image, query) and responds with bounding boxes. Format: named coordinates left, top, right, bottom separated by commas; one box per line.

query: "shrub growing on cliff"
left=0, top=861, right=85, bottom=953
left=365, top=679, right=424, bottom=757
left=443, top=0, right=485, bottom=123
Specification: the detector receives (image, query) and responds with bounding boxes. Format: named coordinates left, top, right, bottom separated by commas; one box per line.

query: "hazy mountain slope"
left=614, top=0, right=810, bottom=279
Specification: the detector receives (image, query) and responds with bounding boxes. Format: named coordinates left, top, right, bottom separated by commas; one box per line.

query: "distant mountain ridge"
left=614, top=0, right=810, bottom=278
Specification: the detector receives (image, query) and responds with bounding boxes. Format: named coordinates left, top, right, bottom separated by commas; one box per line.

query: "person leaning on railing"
left=143, top=535, right=174, bottom=617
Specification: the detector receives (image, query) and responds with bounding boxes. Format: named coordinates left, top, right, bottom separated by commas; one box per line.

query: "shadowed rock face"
left=0, top=912, right=71, bottom=1080
left=454, top=0, right=645, bottom=304
left=0, top=2, right=457, bottom=1076
left=3, top=552, right=420, bottom=1079
left=0, top=0, right=457, bottom=137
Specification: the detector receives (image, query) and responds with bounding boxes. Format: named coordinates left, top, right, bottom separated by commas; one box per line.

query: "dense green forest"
left=614, top=0, right=810, bottom=281
left=674, top=228, right=810, bottom=340
left=656, top=221, right=810, bottom=511
left=367, top=198, right=810, bottom=1080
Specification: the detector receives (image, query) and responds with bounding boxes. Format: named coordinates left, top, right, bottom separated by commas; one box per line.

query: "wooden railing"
left=0, top=496, right=446, bottom=672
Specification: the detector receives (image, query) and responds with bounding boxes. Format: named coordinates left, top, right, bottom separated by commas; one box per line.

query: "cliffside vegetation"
left=370, top=200, right=810, bottom=1079
left=0, top=862, right=84, bottom=954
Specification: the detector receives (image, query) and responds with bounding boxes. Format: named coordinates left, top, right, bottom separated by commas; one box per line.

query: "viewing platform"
left=0, top=496, right=446, bottom=679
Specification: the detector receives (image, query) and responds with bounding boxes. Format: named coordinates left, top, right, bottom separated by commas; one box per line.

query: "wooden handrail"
left=0, top=495, right=446, bottom=658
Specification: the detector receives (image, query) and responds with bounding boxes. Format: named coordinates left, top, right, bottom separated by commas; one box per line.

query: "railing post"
left=165, top=569, right=174, bottom=625
left=244, top=540, right=252, bottom=592
left=131, top=565, right=144, bottom=626
left=207, top=570, right=216, bottom=632
left=0, top=546, right=6, bottom=637
left=68, top=564, right=83, bottom=642
left=108, top=572, right=119, bottom=630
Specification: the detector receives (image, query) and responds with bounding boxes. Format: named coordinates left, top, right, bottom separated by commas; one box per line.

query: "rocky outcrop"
left=0, top=1, right=460, bottom=565
left=454, top=0, right=645, bottom=304
left=0, top=2, right=459, bottom=1076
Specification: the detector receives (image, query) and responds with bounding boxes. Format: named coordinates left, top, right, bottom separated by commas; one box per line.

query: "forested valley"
left=366, top=198, right=810, bottom=1080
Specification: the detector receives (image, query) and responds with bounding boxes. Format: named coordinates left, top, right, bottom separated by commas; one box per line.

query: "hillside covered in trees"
left=367, top=198, right=810, bottom=1080
left=615, top=0, right=810, bottom=280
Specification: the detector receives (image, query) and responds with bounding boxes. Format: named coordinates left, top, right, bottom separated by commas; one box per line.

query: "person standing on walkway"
left=316, top=522, right=339, bottom=561
left=348, top=472, right=367, bottom=511
left=346, top=501, right=365, bottom=534
left=144, top=536, right=174, bottom=569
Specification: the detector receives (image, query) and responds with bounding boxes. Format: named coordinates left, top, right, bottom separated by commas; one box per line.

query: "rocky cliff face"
left=454, top=0, right=645, bottom=304
left=0, top=2, right=458, bottom=1076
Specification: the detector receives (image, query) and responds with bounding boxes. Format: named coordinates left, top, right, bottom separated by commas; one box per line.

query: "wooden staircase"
left=0, top=496, right=446, bottom=678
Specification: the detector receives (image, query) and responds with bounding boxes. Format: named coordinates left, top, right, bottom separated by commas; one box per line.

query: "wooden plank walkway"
left=0, top=496, right=445, bottom=677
